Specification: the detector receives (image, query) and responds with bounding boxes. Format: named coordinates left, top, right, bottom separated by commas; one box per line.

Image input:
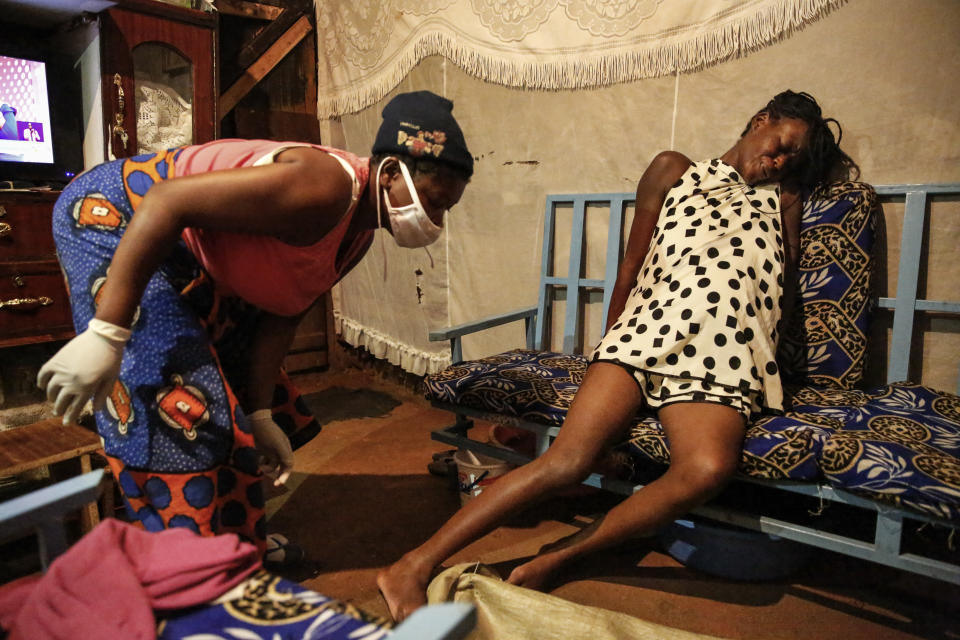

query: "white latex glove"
left=248, top=409, right=294, bottom=486
left=37, top=318, right=131, bottom=425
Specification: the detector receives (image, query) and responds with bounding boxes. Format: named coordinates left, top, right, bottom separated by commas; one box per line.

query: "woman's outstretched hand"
left=248, top=409, right=294, bottom=486
left=36, top=318, right=131, bottom=425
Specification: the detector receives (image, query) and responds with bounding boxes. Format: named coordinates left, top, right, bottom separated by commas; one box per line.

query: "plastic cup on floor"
left=454, top=449, right=510, bottom=506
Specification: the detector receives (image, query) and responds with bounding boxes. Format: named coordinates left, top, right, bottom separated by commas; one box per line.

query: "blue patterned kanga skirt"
left=52, top=149, right=321, bottom=552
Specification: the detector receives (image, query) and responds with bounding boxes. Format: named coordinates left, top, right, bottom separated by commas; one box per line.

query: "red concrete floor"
left=269, top=368, right=960, bottom=639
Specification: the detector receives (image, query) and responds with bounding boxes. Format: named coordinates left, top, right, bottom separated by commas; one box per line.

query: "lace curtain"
left=136, top=80, right=192, bottom=154
left=316, top=0, right=847, bottom=118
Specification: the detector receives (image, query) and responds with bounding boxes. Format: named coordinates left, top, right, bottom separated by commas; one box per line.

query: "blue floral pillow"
left=778, top=182, right=879, bottom=389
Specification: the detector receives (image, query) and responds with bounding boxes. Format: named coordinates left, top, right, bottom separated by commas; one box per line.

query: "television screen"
left=0, top=54, right=54, bottom=166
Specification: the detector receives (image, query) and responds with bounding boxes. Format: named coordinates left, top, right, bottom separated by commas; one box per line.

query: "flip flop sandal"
left=428, top=450, right=457, bottom=477
left=264, top=532, right=305, bottom=568
left=432, top=449, right=457, bottom=462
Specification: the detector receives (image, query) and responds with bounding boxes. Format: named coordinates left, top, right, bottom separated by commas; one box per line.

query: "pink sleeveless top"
left=176, top=140, right=373, bottom=316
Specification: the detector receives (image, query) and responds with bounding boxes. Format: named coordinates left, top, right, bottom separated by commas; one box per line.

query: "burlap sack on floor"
left=427, top=563, right=723, bottom=640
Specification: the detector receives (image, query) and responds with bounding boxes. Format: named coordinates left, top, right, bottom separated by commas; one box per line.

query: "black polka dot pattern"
left=594, top=158, right=785, bottom=414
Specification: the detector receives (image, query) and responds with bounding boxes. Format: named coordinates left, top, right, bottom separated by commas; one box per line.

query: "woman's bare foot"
left=376, top=556, right=433, bottom=622
left=505, top=550, right=569, bottom=591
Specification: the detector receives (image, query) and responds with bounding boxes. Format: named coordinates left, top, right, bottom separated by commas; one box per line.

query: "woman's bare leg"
left=377, top=363, right=644, bottom=621
left=507, top=401, right=745, bottom=590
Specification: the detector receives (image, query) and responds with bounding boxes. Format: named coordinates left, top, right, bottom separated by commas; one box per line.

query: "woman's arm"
left=97, top=148, right=354, bottom=328
left=241, top=310, right=307, bottom=485
left=241, top=311, right=306, bottom=411
left=605, top=151, right=692, bottom=333
left=779, top=186, right=803, bottom=329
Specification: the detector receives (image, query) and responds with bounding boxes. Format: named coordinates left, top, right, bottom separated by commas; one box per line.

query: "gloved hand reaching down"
left=248, top=409, right=294, bottom=486
left=37, top=318, right=131, bottom=426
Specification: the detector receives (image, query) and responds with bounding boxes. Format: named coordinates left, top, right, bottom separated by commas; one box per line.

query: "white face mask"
left=376, top=158, right=443, bottom=248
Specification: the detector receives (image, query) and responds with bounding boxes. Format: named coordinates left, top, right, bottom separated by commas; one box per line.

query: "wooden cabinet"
left=100, top=2, right=218, bottom=159
left=0, top=191, right=74, bottom=347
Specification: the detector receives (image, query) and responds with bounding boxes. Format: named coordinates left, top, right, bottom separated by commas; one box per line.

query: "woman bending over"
left=37, top=91, right=472, bottom=554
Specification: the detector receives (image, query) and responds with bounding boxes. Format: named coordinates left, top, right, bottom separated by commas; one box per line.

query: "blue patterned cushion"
left=425, top=349, right=584, bottom=428
left=777, top=182, right=879, bottom=389
left=816, top=382, right=960, bottom=521
left=614, top=383, right=960, bottom=520
left=158, top=569, right=392, bottom=639
left=427, top=359, right=960, bottom=520
left=426, top=350, right=831, bottom=481
left=614, top=392, right=836, bottom=482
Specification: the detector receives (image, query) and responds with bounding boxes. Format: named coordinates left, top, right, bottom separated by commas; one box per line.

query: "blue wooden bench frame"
left=0, top=468, right=109, bottom=570
left=428, top=183, right=960, bottom=585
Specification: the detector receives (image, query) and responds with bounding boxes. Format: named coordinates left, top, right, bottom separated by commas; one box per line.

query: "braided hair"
left=742, top=90, right=859, bottom=190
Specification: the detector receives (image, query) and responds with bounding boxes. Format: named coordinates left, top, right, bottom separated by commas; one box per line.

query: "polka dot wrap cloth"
left=594, top=159, right=785, bottom=416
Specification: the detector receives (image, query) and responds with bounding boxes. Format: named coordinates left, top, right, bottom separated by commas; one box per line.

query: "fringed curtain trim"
left=334, top=310, right=452, bottom=376
left=316, top=0, right=848, bottom=118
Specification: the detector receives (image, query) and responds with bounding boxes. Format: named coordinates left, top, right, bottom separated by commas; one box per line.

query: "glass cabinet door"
left=100, top=6, right=217, bottom=159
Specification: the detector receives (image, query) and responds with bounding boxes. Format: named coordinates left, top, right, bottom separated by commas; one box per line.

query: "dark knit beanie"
left=372, top=90, right=473, bottom=178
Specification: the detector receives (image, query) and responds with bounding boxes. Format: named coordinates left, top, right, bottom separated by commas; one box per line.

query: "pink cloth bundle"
left=0, top=519, right=261, bottom=639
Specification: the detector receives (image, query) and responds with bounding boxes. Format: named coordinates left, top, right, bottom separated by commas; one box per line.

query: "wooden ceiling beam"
left=219, top=13, right=313, bottom=117
left=233, top=5, right=306, bottom=72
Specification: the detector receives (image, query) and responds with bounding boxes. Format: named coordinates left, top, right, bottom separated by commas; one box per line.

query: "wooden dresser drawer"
left=0, top=192, right=60, bottom=261
left=0, top=260, right=74, bottom=347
